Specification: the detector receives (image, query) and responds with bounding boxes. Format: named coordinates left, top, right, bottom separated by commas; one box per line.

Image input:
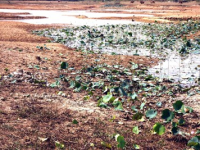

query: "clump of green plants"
left=34, top=21, right=200, bottom=57
left=34, top=21, right=200, bottom=86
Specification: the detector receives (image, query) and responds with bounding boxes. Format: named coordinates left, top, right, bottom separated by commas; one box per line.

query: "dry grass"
left=0, top=21, right=51, bottom=42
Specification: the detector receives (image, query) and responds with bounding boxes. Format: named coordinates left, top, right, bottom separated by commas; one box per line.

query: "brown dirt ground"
left=0, top=1, right=200, bottom=149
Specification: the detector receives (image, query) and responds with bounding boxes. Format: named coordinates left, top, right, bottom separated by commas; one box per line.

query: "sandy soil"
left=0, top=1, right=199, bottom=149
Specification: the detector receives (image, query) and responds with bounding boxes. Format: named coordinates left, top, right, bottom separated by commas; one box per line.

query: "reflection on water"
left=149, top=52, right=200, bottom=87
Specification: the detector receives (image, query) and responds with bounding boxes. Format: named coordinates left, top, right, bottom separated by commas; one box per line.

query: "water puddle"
left=149, top=52, right=200, bottom=87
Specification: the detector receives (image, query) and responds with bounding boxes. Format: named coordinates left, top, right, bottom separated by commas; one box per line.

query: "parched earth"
left=0, top=1, right=200, bottom=149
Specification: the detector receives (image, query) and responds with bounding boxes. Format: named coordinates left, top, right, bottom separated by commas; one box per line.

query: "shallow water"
left=0, top=9, right=150, bottom=25
left=149, top=53, right=200, bottom=87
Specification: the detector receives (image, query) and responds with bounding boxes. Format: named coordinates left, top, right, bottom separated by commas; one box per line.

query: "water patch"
left=149, top=52, right=200, bottom=87
left=0, top=9, right=147, bottom=25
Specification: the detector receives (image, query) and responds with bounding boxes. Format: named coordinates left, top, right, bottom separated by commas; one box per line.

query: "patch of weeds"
left=4, top=68, right=9, bottom=73
left=36, top=44, right=50, bottom=50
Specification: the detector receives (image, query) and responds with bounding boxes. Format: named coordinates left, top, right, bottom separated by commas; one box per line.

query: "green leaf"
left=34, top=65, right=40, bottom=69
left=132, top=126, right=140, bottom=134
left=186, top=40, right=191, bottom=47
left=131, top=92, right=138, bottom=100
left=113, top=101, right=123, bottom=111
left=55, top=141, right=65, bottom=149
left=102, top=94, right=114, bottom=103
left=83, top=95, right=90, bottom=100
left=171, top=127, right=179, bottom=135
left=119, top=87, right=127, bottom=97
left=173, top=100, right=184, bottom=111
left=92, top=81, right=104, bottom=88
left=144, top=75, right=154, bottom=81
left=145, top=109, right=157, bottom=119
left=131, top=106, right=138, bottom=112
left=69, top=80, right=75, bottom=88
left=133, top=144, right=140, bottom=149
left=140, top=102, right=145, bottom=110
left=178, top=118, right=185, bottom=126
left=98, top=102, right=108, bottom=108
left=196, top=130, right=200, bottom=135
left=194, top=144, right=200, bottom=150
left=128, top=32, right=132, bottom=36
left=156, top=102, right=162, bottom=107
left=187, top=136, right=199, bottom=146
left=50, top=80, right=60, bottom=87
left=101, top=141, right=112, bottom=149
left=153, top=123, right=165, bottom=135
left=80, top=41, right=86, bottom=45
left=121, top=80, right=130, bottom=89
left=161, top=109, right=174, bottom=122
left=72, top=119, right=78, bottom=124
left=90, top=143, right=94, bottom=147
left=117, top=135, right=126, bottom=149
left=131, top=63, right=138, bottom=70
left=172, top=122, right=178, bottom=127
left=75, top=82, right=81, bottom=88
left=60, top=62, right=68, bottom=69
left=75, top=75, right=81, bottom=81
left=183, top=106, right=193, bottom=113
left=133, top=112, right=143, bottom=121
left=74, top=86, right=82, bottom=92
